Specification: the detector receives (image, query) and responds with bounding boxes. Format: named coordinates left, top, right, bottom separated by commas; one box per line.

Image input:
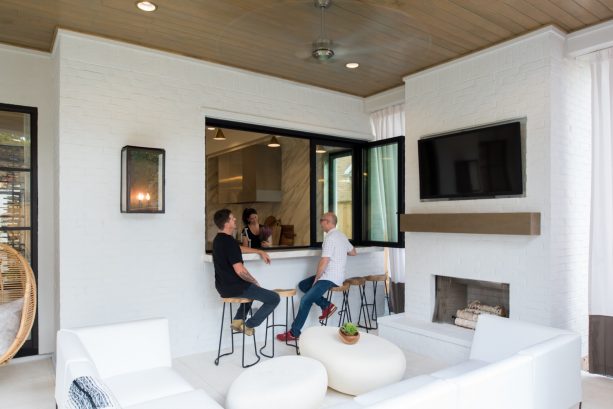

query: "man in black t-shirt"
left=212, top=209, right=280, bottom=336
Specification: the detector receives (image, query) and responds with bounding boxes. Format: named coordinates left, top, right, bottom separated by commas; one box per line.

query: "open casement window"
left=0, top=103, right=38, bottom=356
left=361, top=136, right=404, bottom=247
left=311, top=136, right=404, bottom=247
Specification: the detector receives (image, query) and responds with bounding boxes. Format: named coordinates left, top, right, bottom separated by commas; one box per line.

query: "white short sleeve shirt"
left=320, top=228, right=354, bottom=286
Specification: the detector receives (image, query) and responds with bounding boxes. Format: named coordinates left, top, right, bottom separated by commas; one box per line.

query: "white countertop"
left=203, top=246, right=383, bottom=263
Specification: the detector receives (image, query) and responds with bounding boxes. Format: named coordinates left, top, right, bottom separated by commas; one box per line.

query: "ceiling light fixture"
left=207, top=127, right=216, bottom=131
left=213, top=129, right=226, bottom=141
left=345, top=62, right=359, bottom=69
left=316, top=145, right=327, bottom=153
left=267, top=135, right=281, bottom=148
left=136, top=1, right=157, bottom=12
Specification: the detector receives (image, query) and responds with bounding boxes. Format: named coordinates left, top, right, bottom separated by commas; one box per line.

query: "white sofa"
left=331, top=315, right=582, bottom=409
left=55, top=318, right=222, bottom=409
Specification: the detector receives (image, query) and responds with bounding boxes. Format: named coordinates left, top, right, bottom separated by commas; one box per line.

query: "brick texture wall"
left=54, top=31, right=373, bottom=356
left=403, top=28, right=591, bottom=352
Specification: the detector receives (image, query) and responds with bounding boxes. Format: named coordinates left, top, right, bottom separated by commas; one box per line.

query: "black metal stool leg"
left=286, top=295, right=299, bottom=353
left=357, top=284, right=374, bottom=332
left=215, top=303, right=236, bottom=365
left=242, top=308, right=260, bottom=368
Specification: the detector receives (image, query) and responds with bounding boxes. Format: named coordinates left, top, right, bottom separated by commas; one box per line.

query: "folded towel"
left=67, top=376, right=119, bottom=409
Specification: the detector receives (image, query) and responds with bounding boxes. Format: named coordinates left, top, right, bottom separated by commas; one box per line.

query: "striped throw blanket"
left=67, top=376, right=118, bottom=409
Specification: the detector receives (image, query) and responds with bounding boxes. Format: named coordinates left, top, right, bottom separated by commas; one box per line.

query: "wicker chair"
left=0, top=244, right=37, bottom=365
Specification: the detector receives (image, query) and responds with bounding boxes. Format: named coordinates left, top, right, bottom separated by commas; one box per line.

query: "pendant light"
left=267, top=135, right=281, bottom=148
left=213, top=129, right=226, bottom=141
left=316, top=145, right=327, bottom=153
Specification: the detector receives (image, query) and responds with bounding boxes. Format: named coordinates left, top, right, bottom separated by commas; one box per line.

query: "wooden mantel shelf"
left=400, top=213, right=541, bottom=235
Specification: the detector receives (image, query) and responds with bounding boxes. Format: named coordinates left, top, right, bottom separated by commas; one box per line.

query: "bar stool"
left=260, top=289, right=299, bottom=357
left=321, top=282, right=351, bottom=327
left=345, top=276, right=374, bottom=332
left=364, top=274, right=391, bottom=330
left=215, top=297, right=260, bottom=368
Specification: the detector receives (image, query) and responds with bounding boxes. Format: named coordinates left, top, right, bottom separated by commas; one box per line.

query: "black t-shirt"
left=242, top=226, right=263, bottom=249
left=212, top=233, right=250, bottom=297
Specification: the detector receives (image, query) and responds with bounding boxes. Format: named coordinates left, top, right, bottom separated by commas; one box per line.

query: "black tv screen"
left=418, top=121, right=523, bottom=200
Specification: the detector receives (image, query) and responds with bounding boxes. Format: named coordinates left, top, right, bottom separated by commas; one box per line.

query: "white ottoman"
left=300, top=326, right=406, bottom=395
left=225, top=356, right=327, bottom=409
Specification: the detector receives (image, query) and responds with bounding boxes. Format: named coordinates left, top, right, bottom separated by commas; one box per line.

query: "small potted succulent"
left=338, top=322, right=360, bottom=345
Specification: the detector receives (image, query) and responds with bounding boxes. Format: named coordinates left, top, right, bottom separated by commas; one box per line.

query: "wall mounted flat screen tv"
left=418, top=121, right=523, bottom=200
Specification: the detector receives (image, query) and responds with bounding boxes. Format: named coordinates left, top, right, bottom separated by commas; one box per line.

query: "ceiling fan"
left=311, top=0, right=335, bottom=62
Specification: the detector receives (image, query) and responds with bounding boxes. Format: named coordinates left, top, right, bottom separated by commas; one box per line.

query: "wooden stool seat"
left=273, top=289, right=297, bottom=297
left=365, top=274, right=387, bottom=282
left=330, top=283, right=349, bottom=292
left=344, top=277, right=366, bottom=286
left=222, top=297, right=253, bottom=304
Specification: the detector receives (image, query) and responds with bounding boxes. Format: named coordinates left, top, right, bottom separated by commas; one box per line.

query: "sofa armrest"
left=67, top=318, right=172, bottom=379
left=55, top=330, right=98, bottom=409
left=518, top=334, right=582, bottom=409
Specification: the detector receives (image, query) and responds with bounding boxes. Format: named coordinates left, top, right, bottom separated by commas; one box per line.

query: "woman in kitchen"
left=241, top=208, right=271, bottom=248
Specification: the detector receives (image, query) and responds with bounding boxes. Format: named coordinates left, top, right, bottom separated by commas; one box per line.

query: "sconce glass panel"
left=121, top=146, right=165, bottom=213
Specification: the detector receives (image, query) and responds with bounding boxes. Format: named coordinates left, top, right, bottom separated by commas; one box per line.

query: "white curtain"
left=590, top=48, right=613, bottom=317
left=370, top=104, right=406, bottom=283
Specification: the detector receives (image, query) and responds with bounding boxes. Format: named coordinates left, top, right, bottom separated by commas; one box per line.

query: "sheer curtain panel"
left=589, top=48, right=613, bottom=376
left=370, top=104, right=405, bottom=313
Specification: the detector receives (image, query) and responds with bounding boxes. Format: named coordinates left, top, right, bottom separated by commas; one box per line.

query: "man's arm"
left=240, top=245, right=271, bottom=264
left=348, top=247, right=357, bottom=256
left=233, top=262, right=260, bottom=286
left=314, top=256, right=330, bottom=282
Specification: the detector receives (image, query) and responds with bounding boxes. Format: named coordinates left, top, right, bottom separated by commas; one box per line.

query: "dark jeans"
left=290, top=276, right=335, bottom=337
left=233, top=284, right=280, bottom=329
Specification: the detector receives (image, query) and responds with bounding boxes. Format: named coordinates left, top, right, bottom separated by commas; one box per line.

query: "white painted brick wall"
left=0, top=44, right=57, bottom=354
left=54, top=31, right=374, bottom=356
left=403, top=29, right=591, bottom=353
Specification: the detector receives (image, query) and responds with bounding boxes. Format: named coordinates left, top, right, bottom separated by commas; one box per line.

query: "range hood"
left=218, top=144, right=282, bottom=203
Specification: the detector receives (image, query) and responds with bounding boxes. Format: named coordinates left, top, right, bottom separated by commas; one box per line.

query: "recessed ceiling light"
left=207, top=127, right=216, bottom=131
left=345, top=62, right=359, bottom=69
left=136, top=1, right=157, bottom=12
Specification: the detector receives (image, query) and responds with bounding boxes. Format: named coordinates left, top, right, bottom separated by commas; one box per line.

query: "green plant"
left=340, top=322, right=358, bottom=336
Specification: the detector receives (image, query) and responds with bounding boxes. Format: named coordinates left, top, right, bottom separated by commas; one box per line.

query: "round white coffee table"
left=299, top=326, right=406, bottom=395
left=225, top=355, right=327, bottom=409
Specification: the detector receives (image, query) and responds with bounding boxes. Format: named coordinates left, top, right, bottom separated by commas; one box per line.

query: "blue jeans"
left=233, top=284, right=280, bottom=329
left=290, top=276, right=335, bottom=337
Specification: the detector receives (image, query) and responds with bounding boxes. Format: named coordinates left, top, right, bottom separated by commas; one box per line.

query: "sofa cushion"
left=470, top=315, right=568, bottom=363
left=69, top=319, right=172, bottom=379
left=104, top=367, right=193, bottom=407
left=125, top=390, right=223, bottom=409
left=367, top=378, right=457, bottom=409
left=446, top=354, right=533, bottom=409
left=354, top=375, right=437, bottom=406
left=0, top=297, right=23, bottom=355
left=430, top=359, right=488, bottom=379
left=67, top=376, right=121, bottom=409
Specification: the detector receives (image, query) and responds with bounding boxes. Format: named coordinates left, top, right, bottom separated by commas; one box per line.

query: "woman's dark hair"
left=242, top=208, right=257, bottom=226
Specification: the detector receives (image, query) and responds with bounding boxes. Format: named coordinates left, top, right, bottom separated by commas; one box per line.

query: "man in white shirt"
left=277, top=212, right=356, bottom=341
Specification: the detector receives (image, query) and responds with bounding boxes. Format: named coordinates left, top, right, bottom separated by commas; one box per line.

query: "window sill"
left=203, top=246, right=383, bottom=263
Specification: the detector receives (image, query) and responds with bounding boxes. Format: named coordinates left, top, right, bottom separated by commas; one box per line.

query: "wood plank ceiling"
left=0, top=0, right=611, bottom=96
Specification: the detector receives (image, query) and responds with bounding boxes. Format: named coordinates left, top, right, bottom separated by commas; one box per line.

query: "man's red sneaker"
left=276, top=331, right=298, bottom=342
left=318, top=304, right=337, bottom=320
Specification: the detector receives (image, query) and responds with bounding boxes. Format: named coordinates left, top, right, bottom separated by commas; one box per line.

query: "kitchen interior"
left=205, top=126, right=353, bottom=251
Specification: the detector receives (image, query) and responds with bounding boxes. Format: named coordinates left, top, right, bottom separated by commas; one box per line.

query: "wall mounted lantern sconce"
left=121, top=146, right=165, bottom=213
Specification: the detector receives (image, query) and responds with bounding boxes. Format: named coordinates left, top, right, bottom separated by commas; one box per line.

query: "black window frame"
left=205, top=118, right=404, bottom=249
left=0, top=102, right=38, bottom=357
